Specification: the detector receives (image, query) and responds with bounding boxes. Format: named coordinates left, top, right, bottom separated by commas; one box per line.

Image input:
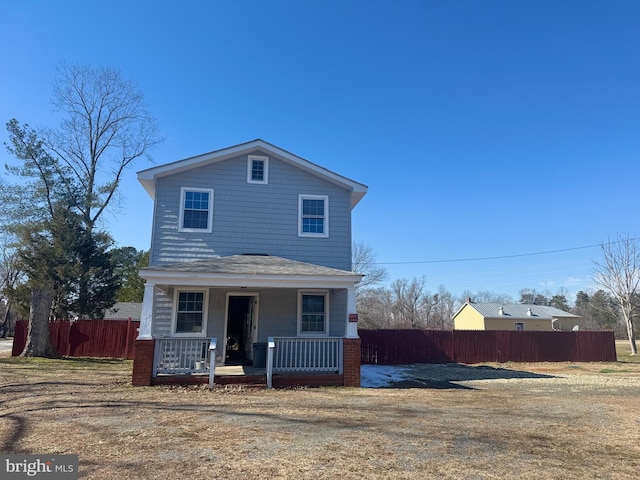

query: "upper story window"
left=298, top=194, right=329, bottom=238
left=179, top=187, right=214, bottom=233
left=247, top=155, right=269, bottom=184
left=298, top=290, right=329, bottom=336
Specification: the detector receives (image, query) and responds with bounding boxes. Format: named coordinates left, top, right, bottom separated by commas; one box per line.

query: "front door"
left=225, top=295, right=258, bottom=365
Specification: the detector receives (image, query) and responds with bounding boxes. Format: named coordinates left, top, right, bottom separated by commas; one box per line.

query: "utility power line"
left=376, top=243, right=606, bottom=265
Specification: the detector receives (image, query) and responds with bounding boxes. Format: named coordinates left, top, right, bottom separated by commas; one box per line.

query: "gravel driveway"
left=370, top=362, right=640, bottom=393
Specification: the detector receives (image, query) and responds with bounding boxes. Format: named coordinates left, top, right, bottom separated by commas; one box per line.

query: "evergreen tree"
left=111, top=247, right=149, bottom=303
left=16, top=206, right=119, bottom=320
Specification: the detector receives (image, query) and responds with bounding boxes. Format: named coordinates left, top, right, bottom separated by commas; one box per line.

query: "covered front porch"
left=132, top=255, right=363, bottom=388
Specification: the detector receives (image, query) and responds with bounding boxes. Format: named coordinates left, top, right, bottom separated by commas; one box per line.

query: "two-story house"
left=132, top=140, right=367, bottom=387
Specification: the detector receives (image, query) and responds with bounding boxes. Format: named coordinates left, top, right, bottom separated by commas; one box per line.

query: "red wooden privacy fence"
left=12, top=319, right=140, bottom=359
left=12, top=322, right=617, bottom=364
left=359, top=329, right=617, bottom=364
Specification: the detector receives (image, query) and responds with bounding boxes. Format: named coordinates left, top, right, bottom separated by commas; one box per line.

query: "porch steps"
left=215, top=374, right=266, bottom=387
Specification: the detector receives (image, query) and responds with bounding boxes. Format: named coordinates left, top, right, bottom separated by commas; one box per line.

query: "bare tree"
left=45, top=62, right=163, bottom=232
left=593, top=235, right=639, bottom=355
left=427, top=285, right=457, bottom=329
left=357, top=287, right=395, bottom=329
left=391, top=277, right=428, bottom=328
left=4, top=63, right=162, bottom=357
left=460, top=290, right=514, bottom=304
left=352, top=241, right=388, bottom=294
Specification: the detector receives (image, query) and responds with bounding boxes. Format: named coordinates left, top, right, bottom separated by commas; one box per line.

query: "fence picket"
left=13, top=319, right=140, bottom=359
left=359, top=329, right=616, bottom=364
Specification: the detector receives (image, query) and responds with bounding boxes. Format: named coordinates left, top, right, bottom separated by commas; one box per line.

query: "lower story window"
left=176, top=291, right=205, bottom=334
left=299, top=291, right=328, bottom=335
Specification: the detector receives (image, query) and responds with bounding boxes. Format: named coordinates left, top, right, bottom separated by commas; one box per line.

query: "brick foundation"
left=274, top=373, right=344, bottom=388
left=132, top=339, right=155, bottom=386
left=153, top=374, right=266, bottom=387
left=343, top=337, right=361, bottom=387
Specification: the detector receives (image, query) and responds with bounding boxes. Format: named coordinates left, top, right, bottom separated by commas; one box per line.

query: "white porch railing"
left=154, top=336, right=344, bottom=390
left=269, top=337, right=344, bottom=374
left=154, top=337, right=212, bottom=375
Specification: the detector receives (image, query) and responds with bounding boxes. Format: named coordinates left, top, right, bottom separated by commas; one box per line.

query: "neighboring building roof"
left=137, top=139, right=368, bottom=208
left=459, top=302, right=580, bottom=320
left=104, top=302, right=142, bottom=320
left=139, top=255, right=363, bottom=289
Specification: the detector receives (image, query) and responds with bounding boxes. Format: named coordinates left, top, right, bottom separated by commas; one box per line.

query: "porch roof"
left=139, top=255, right=363, bottom=289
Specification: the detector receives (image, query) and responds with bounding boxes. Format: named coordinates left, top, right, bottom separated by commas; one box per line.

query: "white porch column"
left=137, top=282, right=156, bottom=340
left=346, top=286, right=359, bottom=339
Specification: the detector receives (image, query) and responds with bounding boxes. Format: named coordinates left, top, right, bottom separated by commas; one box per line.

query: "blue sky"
left=1, top=0, right=639, bottom=302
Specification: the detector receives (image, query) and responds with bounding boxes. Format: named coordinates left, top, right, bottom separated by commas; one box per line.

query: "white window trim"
left=247, top=155, right=269, bottom=184
left=297, top=289, right=330, bottom=337
left=298, top=194, right=329, bottom=238
left=178, top=187, right=214, bottom=233
left=172, top=288, right=209, bottom=337
left=515, top=322, right=525, bottom=331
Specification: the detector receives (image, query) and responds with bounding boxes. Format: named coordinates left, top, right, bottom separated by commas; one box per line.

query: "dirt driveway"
left=1, top=357, right=639, bottom=479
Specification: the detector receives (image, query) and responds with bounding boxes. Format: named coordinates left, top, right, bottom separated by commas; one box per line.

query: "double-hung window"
left=175, top=291, right=207, bottom=335
left=298, top=194, right=329, bottom=237
left=247, top=155, right=269, bottom=184
left=179, top=187, right=213, bottom=233
left=298, top=290, right=329, bottom=336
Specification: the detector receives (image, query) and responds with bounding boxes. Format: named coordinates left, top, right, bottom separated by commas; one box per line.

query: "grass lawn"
left=1, top=341, right=639, bottom=479
left=616, top=338, right=639, bottom=362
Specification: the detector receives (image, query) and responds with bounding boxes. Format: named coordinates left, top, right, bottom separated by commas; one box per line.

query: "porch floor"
left=215, top=365, right=266, bottom=376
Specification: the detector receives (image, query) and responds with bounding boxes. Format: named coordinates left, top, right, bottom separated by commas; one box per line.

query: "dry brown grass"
left=1, top=349, right=639, bottom=479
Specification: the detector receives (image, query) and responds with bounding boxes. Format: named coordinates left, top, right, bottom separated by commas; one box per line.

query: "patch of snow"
left=360, top=365, right=412, bottom=388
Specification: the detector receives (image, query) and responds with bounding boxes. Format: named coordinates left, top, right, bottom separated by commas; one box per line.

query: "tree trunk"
left=0, top=301, right=10, bottom=337
left=622, top=309, right=638, bottom=355
left=20, top=287, right=60, bottom=358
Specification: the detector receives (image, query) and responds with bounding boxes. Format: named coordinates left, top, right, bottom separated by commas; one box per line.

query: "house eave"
left=139, top=270, right=363, bottom=289
left=136, top=139, right=368, bottom=208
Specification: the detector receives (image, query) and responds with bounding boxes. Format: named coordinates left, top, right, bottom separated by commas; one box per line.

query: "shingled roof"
left=141, top=254, right=360, bottom=277
left=466, top=302, right=579, bottom=320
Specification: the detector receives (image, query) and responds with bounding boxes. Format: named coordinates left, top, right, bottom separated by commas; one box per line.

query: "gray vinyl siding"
left=329, top=290, right=347, bottom=337
left=149, top=150, right=352, bottom=270
left=152, top=287, right=347, bottom=341
left=256, top=289, right=298, bottom=339
left=152, top=288, right=174, bottom=337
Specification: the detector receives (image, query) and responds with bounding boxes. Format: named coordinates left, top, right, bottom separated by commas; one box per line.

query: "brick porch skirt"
left=151, top=373, right=345, bottom=388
